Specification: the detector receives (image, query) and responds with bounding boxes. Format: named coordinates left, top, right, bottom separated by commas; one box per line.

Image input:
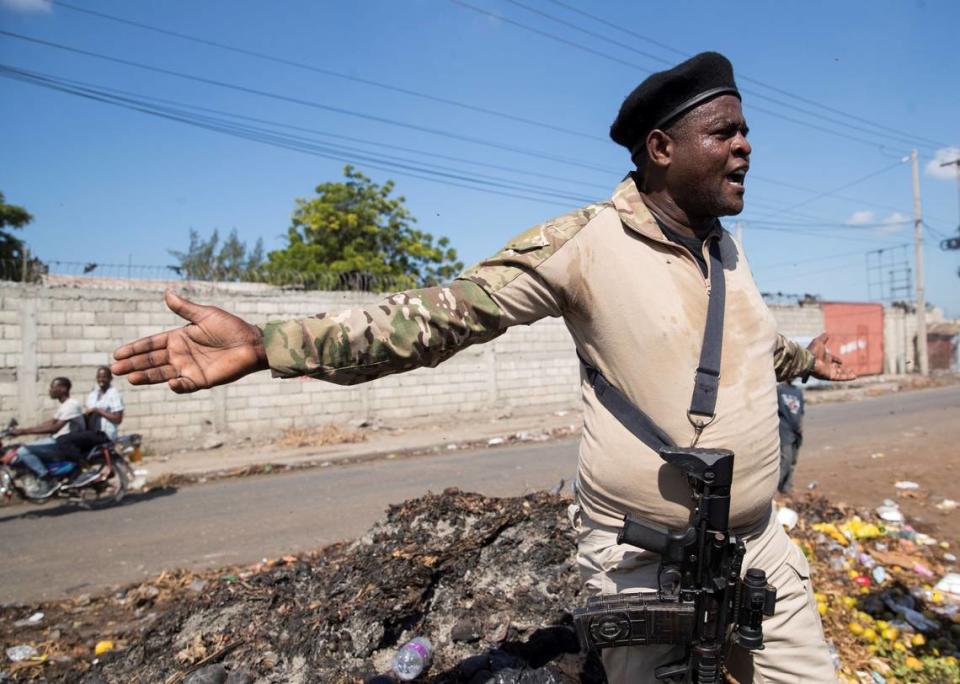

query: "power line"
left=3, top=27, right=940, bottom=231
left=745, top=219, right=912, bottom=230
left=9, top=19, right=935, bottom=223
left=50, top=0, right=606, bottom=143
left=747, top=160, right=907, bottom=222
left=21, top=65, right=614, bottom=192
left=743, top=224, right=906, bottom=245
left=506, top=0, right=928, bottom=151
left=752, top=246, right=907, bottom=272
left=542, top=0, right=950, bottom=150
left=12, top=62, right=915, bottom=245
left=0, top=65, right=597, bottom=209
left=451, top=0, right=930, bottom=154
left=4, top=65, right=920, bottom=256
left=0, top=30, right=616, bottom=176
left=11, top=61, right=920, bottom=246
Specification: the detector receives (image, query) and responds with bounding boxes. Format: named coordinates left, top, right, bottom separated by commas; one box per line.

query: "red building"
left=821, top=302, right=885, bottom=376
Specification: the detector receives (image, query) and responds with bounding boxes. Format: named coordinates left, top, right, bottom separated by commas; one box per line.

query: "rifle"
left=572, top=447, right=776, bottom=683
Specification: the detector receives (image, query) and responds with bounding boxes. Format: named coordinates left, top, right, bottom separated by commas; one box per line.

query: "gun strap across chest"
left=580, top=236, right=726, bottom=451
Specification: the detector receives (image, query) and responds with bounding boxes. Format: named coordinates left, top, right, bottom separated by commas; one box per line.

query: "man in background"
left=777, top=380, right=805, bottom=493
left=84, top=365, right=124, bottom=440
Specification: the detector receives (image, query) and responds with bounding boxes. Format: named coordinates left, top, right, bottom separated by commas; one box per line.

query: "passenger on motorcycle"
left=84, top=366, right=124, bottom=440
left=8, top=377, right=84, bottom=498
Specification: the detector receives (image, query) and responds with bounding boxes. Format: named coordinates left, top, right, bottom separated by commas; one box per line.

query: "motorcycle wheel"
left=85, top=453, right=129, bottom=505
left=110, top=456, right=133, bottom=504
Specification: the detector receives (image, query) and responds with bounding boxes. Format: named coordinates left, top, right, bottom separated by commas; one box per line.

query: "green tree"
left=0, top=191, right=34, bottom=281
left=265, top=166, right=463, bottom=290
left=168, top=228, right=265, bottom=281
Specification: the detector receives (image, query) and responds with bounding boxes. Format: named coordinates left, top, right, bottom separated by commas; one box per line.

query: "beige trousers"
left=570, top=503, right=838, bottom=683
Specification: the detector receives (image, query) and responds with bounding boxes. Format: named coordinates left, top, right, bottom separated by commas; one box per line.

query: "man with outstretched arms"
left=113, top=52, right=854, bottom=683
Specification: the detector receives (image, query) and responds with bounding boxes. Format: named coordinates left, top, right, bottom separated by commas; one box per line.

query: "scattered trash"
left=3, top=488, right=958, bottom=683
left=201, top=433, right=226, bottom=450
left=842, top=517, right=883, bottom=540
left=869, top=452, right=885, bottom=459
left=130, top=468, right=149, bottom=490
left=275, top=424, right=366, bottom=449
left=934, top=573, right=960, bottom=599
left=6, top=644, right=38, bottom=662
left=12, top=611, right=44, bottom=628
left=487, top=437, right=505, bottom=446
left=94, top=640, right=114, bottom=656
left=807, top=480, right=819, bottom=490
left=776, top=506, right=799, bottom=530
left=893, top=481, right=919, bottom=490
left=392, top=636, right=433, bottom=681
left=875, top=500, right=904, bottom=523
left=936, top=498, right=958, bottom=511
left=184, top=663, right=228, bottom=684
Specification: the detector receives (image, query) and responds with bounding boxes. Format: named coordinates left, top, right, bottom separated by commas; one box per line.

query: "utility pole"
left=911, top=149, right=929, bottom=376
left=939, top=158, right=960, bottom=253
left=941, top=157, right=960, bottom=228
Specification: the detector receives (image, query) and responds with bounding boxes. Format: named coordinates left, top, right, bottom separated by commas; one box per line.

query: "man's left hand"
left=808, top=333, right=857, bottom=381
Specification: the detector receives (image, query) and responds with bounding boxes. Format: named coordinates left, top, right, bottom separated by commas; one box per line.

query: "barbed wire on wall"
left=761, top=292, right=822, bottom=306
left=0, top=259, right=432, bottom=294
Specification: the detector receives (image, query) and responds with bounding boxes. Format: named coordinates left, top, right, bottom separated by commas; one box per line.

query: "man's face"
left=664, top=95, right=751, bottom=219
left=97, top=368, right=112, bottom=391
left=48, top=382, right=63, bottom=400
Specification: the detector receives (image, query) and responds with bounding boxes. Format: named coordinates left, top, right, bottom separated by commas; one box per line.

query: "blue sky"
left=2, top=0, right=958, bottom=315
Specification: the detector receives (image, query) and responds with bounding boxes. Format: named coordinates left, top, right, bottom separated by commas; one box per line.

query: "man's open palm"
left=111, top=291, right=267, bottom=394
left=808, top=333, right=857, bottom=381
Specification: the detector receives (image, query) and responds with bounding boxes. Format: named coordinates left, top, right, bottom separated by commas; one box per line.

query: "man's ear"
left=645, top=129, right=673, bottom=169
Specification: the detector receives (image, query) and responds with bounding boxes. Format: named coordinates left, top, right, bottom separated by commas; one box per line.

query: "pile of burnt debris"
left=3, top=489, right=603, bottom=683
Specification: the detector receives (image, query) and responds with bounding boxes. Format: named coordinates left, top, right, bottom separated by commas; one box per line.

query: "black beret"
left=610, top=51, right=740, bottom=156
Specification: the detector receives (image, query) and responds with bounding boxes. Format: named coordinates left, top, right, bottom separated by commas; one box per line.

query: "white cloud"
left=0, top=0, right=51, bottom=12
left=926, top=147, right=960, bottom=180
left=845, top=210, right=875, bottom=225
left=876, top=211, right=911, bottom=234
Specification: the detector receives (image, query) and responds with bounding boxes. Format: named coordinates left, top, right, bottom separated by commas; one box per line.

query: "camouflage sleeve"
left=259, top=280, right=506, bottom=385
left=258, top=203, right=607, bottom=385
left=773, top=333, right=816, bottom=382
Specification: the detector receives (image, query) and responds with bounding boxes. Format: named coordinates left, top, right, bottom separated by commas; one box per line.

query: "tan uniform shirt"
left=261, top=178, right=814, bottom=532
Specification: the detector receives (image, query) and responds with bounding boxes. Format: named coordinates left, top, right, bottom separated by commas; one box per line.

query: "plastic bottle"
left=391, top=637, right=432, bottom=681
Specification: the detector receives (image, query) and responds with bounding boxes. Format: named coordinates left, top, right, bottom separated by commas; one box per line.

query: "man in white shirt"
left=84, top=366, right=124, bottom=441
left=10, top=376, right=84, bottom=498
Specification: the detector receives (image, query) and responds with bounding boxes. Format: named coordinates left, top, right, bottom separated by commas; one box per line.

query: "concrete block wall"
left=0, top=282, right=580, bottom=444
left=767, top=304, right=824, bottom=340
left=1, top=280, right=927, bottom=446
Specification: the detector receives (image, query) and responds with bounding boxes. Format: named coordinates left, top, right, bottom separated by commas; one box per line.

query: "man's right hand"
left=111, top=290, right=269, bottom=394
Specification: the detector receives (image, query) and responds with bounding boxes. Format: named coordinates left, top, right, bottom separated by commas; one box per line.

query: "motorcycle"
left=0, top=418, right=142, bottom=505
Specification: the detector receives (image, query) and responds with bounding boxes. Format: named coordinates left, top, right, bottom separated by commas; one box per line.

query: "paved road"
left=2, top=385, right=957, bottom=604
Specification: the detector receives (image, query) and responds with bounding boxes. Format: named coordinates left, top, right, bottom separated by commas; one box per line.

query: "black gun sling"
left=580, top=236, right=726, bottom=450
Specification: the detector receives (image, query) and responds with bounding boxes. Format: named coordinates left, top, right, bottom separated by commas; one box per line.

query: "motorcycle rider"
left=9, top=377, right=84, bottom=497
